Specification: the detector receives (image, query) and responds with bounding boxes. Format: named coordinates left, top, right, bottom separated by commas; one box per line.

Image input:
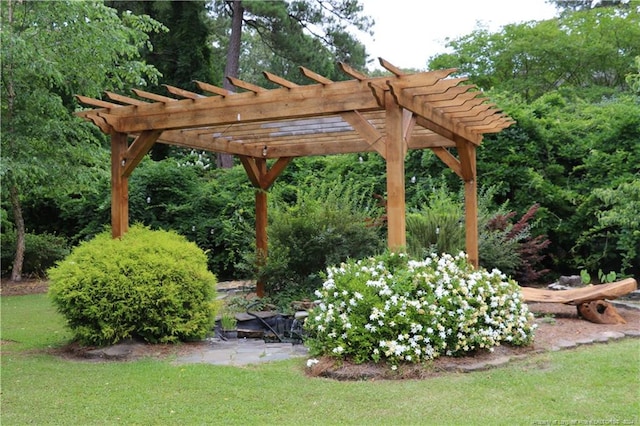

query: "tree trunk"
left=9, top=181, right=25, bottom=282
left=216, top=0, right=244, bottom=169
left=5, top=0, right=24, bottom=282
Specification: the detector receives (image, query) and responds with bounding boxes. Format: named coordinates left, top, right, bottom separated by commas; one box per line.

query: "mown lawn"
left=1, top=294, right=638, bottom=425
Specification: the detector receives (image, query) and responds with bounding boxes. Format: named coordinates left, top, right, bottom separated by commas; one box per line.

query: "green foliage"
left=627, top=56, right=640, bottom=93
left=210, top=0, right=372, bottom=86
left=1, top=0, right=165, bottom=279
left=1, top=230, right=69, bottom=278
left=192, top=166, right=256, bottom=279
left=579, top=268, right=618, bottom=285
left=107, top=1, right=215, bottom=92
left=305, top=252, right=535, bottom=366
left=573, top=179, right=640, bottom=275
left=428, top=6, right=640, bottom=99
left=598, top=269, right=618, bottom=284
left=106, top=0, right=217, bottom=160
left=48, top=225, right=217, bottom=345
left=128, top=159, right=256, bottom=279
left=405, top=186, right=550, bottom=284
left=580, top=269, right=592, bottom=285
left=219, top=312, right=238, bottom=331
left=477, top=90, right=639, bottom=277
left=406, top=186, right=465, bottom=257
left=250, top=178, right=384, bottom=298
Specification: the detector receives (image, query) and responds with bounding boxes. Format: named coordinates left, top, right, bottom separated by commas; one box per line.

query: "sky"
left=359, top=0, right=559, bottom=70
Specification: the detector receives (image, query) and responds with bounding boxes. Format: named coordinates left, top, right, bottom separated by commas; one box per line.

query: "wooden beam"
left=299, top=66, right=333, bottom=84
left=239, top=156, right=261, bottom=188
left=255, top=159, right=268, bottom=298
left=391, top=76, right=467, bottom=94
left=457, top=141, right=478, bottom=268
left=419, top=86, right=480, bottom=103
left=456, top=140, right=477, bottom=182
left=465, top=175, right=479, bottom=269
left=75, top=110, right=112, bottom=133
left=248, top=138, right=374, bottom=158
left=378, top=58, right=405, bottom=77
left=98, top=82, right=383, bottom=133
left=402, top=109, right=415, bottom=157
left=227, top=76, right=267, bottom=93
left=75, top=95, right=118, bottom=109
left=131, top=88, right=176, bottom=103
left=122, top=130, right=162, bottom=177
left=110, top=132, right=129, bottom=238
left=240, top=157, right=290, bottom=298
left=388, top=82, right=482, bottom=145
left=368, top=82, right=387, bottom=108
left=437, top=97, right=488, bottom=114
left=415, top=116, right=474, bottom=146
left=261, top=157, right=292, bottom=189
left=194, top=80, right=232, bottom=97
left=239, top=156, right=291, bottom=190
left=163, top=84, right=204, bottom=100
left=339, top=62, right=368, bottom=81
left=431, top=147, right=463, bottom=178
left=340, top=111, right=386, bottom=158
left=447, top=103, right=496, bottom=118
left=157, top=129, right=255, bottom=157
left=384, top=91, right=406, bottom=250
left=263, top=72, right=299, bottom=88
left=105, top=91, right=148, bottom=106
left=407, top=133, right=456, bottom=149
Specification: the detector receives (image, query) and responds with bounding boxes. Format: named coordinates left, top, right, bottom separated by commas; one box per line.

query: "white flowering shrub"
left=304, top=251, right=535, bottom=366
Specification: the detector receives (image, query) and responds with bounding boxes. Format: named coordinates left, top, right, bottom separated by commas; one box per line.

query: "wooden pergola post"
left=464, top=177, right=479, bottom=268
left=457, top=141, right=479, bottom=268
left=385, top=92, right=407, bottom=250
left=254, top=159, right=268, bottom=298
left=110, top=131, right=129, bottom=238
left=239, top=156, right=292, bottom=297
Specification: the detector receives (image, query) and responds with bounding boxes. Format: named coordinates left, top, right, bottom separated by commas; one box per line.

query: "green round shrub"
left=304, top=251, right=535, bottom=367
left=48, top=225, right=217, bottom=345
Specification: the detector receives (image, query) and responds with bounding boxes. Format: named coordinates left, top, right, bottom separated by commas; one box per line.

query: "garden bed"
left=306, top=302, right=640, bottom=380
left=2, top=278, right=638, bottom=380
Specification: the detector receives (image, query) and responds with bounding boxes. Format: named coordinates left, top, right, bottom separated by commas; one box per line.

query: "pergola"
left=76, top=58, right=513, bottom=296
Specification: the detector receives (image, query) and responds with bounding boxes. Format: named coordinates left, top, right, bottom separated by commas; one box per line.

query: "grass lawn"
left=1, top=294, right=639, bottom=425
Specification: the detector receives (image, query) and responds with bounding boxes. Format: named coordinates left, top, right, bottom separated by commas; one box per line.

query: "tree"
left=546, top=0, right=631, bottom=13
left=428, top=5, right=640, bottom=100
left=106, top=0, right=218, bottom=160
left=1, top=0, right=165, bottom=281
left=210, top=0, right=372, bottom=167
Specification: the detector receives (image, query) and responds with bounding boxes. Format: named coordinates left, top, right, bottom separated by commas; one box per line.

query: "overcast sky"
left=359, top=0, right=559, bottom=70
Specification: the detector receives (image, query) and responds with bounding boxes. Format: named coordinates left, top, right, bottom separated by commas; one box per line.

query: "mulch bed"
left=1, top=278, right=50, bottom=296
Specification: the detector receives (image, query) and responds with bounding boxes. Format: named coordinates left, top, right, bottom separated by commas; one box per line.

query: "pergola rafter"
left=75, top=58, right=513, bottom=297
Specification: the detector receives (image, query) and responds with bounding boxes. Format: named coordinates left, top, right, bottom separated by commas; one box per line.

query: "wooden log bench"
left=521, top=278, right=638, bottom=324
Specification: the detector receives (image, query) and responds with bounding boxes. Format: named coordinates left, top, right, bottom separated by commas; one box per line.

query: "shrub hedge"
left=48, top=225, right=217, bottom=345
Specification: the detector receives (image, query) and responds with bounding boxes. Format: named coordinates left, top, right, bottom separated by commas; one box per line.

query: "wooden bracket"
left=239, top=156, right=292, bottom=190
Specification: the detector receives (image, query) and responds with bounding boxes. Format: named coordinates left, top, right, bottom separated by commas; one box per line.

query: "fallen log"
left=521, top=278, right=637, bottom=325
left=520, top=278, right=637, bottom=305
left=577, top=300, right=626, bottom=324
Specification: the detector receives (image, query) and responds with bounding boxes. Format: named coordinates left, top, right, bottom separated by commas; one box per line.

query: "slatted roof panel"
left=75, top=59, right=513, bottom=159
